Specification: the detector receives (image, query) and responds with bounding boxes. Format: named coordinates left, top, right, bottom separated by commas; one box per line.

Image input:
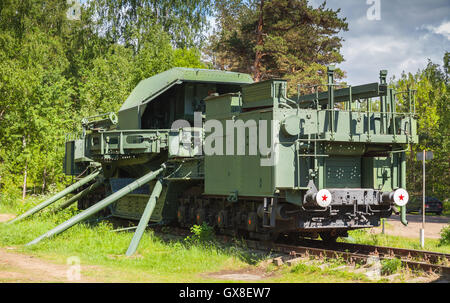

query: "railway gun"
left=8, top=67, right=418, bottom=255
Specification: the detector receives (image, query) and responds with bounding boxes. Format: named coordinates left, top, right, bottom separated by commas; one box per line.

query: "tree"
left=394, top=53, right=449, bottom=200
left=0, top=29, right=73, bottom=199
left=88, top=0, right=212, bottom=49
left=210, top=0, right=348, bottom=93
left=0, top=0, right=208, bottom=198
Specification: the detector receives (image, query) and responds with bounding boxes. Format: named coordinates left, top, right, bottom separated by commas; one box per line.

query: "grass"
left=342, top=228, right=450, bottom=254
left=0, top=195, right=257, bottom=282
left=0, top=193, right=448, bottom=282
left=381, top=258, right=402, bottom=275
left=267, top=258, right=370, bottom=283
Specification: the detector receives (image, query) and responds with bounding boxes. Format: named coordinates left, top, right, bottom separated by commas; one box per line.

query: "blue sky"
left=308, top=0, right=450, bottom=84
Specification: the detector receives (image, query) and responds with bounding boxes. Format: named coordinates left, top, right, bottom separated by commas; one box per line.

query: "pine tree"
left=210, top=0, right=348, bottom=93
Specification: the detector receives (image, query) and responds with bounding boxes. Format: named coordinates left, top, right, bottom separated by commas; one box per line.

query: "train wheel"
left=177, top=206, right=186, bottom=225
left=195, top=209, right=206, bottom=225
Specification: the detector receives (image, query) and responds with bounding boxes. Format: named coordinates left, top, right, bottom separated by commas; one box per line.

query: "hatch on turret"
left=117, top=68, right=254, bottom=130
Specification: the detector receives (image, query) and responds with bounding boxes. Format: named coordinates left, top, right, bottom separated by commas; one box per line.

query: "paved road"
left=390, top=214, right=449, bottom=224
left=373, top=214, right=449, bottom=239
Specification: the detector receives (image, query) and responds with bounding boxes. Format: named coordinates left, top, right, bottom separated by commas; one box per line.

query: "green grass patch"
left=0, top=195, right=371, bottom=282
left=0, top=218, right=249, bottom=282
left=381, top=258, right=402, bottom=275
left=1, top=194, right=446, bottom=282
left=291, top=262, right=320, bottom=274
left=0, top=195, right=260, bottom=282
left=267, top=261, right=370, bottom=283
left=342, top=229, right=450, bottom=254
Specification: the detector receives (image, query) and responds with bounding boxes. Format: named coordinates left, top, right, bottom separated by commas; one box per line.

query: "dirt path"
left=0, top=248, right=99, bottom=282
left=0, top=214, right=15, bottom=222
left=0, top=214, right=100, bottom=283
left=370, top=214, right=449, bottom=239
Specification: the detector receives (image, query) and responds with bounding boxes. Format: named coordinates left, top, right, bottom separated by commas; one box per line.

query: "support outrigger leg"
left=126, top=178, right=164, bottom=256
left=54, top=179, right=104, bottom=212
left=26, top=165, right=166, bottom=246
left=7, top=169, right=101, bottom=225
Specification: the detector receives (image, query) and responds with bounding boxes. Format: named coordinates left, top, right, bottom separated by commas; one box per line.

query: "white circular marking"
left=393, top=188, right=409, bottom=206
left=316, top=189, right=332, bottom=207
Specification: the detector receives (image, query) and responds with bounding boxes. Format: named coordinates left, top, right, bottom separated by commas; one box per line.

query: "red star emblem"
left=322, top=195, right=328, bottom=201
left=399, top=194, right=404, bottom=201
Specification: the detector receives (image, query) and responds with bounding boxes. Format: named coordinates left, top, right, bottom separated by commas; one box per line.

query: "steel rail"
left=295, top=239, right=450, bottom=264
left=127, top=225, right=450, bottom=276
left=252, top=240, right=450, bottom=276
left=178, top=228, right=450, bottom=275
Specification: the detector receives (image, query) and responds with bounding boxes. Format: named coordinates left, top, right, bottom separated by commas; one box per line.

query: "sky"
left=78, top=0, right=449, bottom=85
left=308, top=0, right=450, bottom=84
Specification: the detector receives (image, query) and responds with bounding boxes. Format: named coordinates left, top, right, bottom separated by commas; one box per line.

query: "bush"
left=184, top=223, right=216, bottom=246
left=381, top=258, right=402, bottom=275
left=439, top=225, right=450, bottom=246
left=442, top=201, right=450, bottom=216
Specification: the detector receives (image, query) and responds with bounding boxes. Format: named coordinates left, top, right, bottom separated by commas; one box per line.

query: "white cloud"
left=424, top=21, right=450, bottom=40
left=336, top=34, right=443, bottom=85
left=326, top=1, right=450, bottom=85
left=205, top=1, right=449, bottom=85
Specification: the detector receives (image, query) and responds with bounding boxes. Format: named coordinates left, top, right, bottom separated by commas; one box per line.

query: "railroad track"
left=242, top=238, right=450, bottom=276
left=298, top=238, right=450, bottom=265
left=151, top=226, right=450, bottom=276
